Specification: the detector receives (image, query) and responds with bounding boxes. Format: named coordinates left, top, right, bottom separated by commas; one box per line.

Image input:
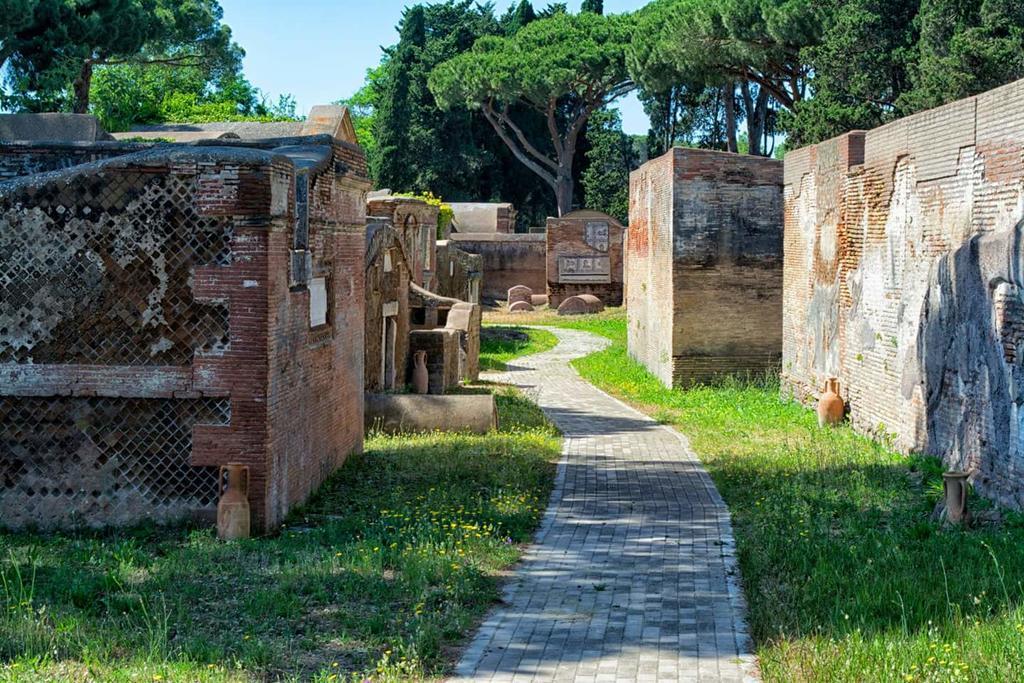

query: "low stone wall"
left=449, top=232, right=546, bottom=301
left=783, top=77, right=1024, bottom=509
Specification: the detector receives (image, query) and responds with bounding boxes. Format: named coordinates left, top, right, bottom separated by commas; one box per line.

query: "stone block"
left=509, top=301, right=535, bottom=313
left=557, top=294, right=604, bottom=316
left=507, top=284, right=533, bottom=305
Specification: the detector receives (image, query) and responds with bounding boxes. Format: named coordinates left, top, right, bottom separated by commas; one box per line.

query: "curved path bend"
left=453, top=328, right=759, bottom=683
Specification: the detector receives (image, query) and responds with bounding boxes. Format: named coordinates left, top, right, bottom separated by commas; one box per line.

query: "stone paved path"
left=452, top=328, right=758, bottom=683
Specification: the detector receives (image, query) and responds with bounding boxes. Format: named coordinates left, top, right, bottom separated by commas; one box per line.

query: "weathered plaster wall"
left=546, top=210, right=625, bottom=308
left=366, top=196, right=439, bottom=290
left=435, top=240, right=483, bottom=304
left=782, top=77, right=1024, bottom=508
left=449, top=233, right=546, bottom=302
left=628, top=148, right=784, bottom=387
left=450, top=202, right=515, bottom=233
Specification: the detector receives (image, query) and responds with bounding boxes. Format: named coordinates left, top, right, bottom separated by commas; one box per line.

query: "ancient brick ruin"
left=783, top=77, right=1024, bottom=508
left=627, top=147, right=784, bottom=387
left=364, top=222, right=412, bottom=393
left=450, top=232, right=546, bottom=302
left=367, top=195, right=440, bottom=291
left=546, top=210, right=625, bottom=309
left=364, top=195, right=481, bottom=395
left=0, top=108, right=370, bottom=532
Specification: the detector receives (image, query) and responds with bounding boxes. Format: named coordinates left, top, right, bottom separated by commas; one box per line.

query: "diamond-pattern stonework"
left=454, top=328, right=758, bottom=683
left=0, top=396, right=228, bottom=529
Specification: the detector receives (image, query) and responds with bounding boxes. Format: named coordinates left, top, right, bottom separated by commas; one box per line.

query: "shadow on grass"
left=0, top=397, right=561, bottom=681
left=560, top=319, right=1024, bottom=679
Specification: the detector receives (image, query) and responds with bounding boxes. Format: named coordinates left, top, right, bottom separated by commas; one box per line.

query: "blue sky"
left=218, top=0, right=652, bottom=134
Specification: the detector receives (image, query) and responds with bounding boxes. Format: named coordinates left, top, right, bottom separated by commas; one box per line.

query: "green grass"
left=0, top=389, right=559, bottom=682
left=479, top=326, right=559, bottom=372
left=542, top=313, right=1024, bottom=682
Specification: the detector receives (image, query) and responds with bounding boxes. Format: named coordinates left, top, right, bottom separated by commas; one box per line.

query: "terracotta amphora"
left=943, top=471, right=971, bottom=526
left=217, top=463, right=251, bottom=540
left=817, top=377, right=845, bottom=427
left=412, top=350, right=429, bottom=394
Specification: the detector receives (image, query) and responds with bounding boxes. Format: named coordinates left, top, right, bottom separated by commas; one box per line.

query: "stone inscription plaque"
left=559, top=255, right=611, bottom=284
left=585, top=221, right=609, bottom=251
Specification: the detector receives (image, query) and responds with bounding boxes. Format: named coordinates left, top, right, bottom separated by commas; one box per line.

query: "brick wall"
left=628, top=148, right=784, bottom=387
left=364, top=225, right=412, bottom=392
left=782, top=77, right=1024, bottom=509
left=1, top=139, right=370, bottom=532
left=546, top=210, right=625, bottom=308
left=449, top=233, right=546, bottom=301
left=409, top=329, right=461, bottom=394
left=366, top=197, right=439, bottom=290
left=435, top=240, right=483, bottom=304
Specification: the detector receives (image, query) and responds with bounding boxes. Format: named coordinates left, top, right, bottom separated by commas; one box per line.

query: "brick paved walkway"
left=453, top=327, right=758, bottom=683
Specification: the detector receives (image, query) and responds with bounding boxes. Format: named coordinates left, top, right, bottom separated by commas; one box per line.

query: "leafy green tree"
left=336, top=64, right=386, bottom=171
left=0, top=0, right=35, bottom=72
left=372, top=2, right=514, bottom=199
left=630, top=0, right=823, bottom=114
left=643, top=83, right=737, bottom=156
left=88, top=62, right=295, bottom=132
left=373, top=6, right=426, bottom=192
left=501, top=0, right=537, bottom=34
left=782, top=0, right=917, bottom=146
left=581, top=0, right=603, bottom=14
left=581, top=108, right=636, bottom=223
left=3, top=0, right=240, bottom=113
left=430, top=11, right=634, bottom=215
left=901, top=0, right=1024, bottom=111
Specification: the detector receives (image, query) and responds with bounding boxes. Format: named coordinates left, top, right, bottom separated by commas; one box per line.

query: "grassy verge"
left=0, top=389, right=559, bottom=682
left=479, top=326, right=559, bottom=372
left=483, top=306, right=626, bottom=341
left=540, top=313, right=1024, bottom=682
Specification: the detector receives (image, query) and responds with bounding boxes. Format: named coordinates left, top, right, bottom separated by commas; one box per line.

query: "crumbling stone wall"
left=627, top=147, right=784, bottom=387
left=450, top=202, right=515, bottom=233
left=449, top=233, right=546, bottom=302
left=364, top=224, right=412, bottom=392
left=0, top=141, right=152, bottom=181
left=366, top=196, right=439, bottom=290
left=435, top=240, right=483, bottom=304
left=1, top=131, right=370, bottom=532
left=546, top=210, right=625, bottom=308
left=783, top=77, right=1024, bottom=509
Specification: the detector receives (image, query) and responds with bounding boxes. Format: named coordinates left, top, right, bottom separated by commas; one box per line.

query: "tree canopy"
left=2, top=0, right=242, bottom=113
left=430, top=10, right=634, bottom=215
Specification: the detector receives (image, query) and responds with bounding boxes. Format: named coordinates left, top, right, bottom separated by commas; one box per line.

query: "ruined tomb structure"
left=364, top=223, right=412, bottom=393
left=783, top=77, right=1024, bottom=509
left=449, top=232, right=546, bottom=302
left=627, top=147, right=784, bottom=387
left=366, top=195, right=440, bottom=291
left=546, top=210, right=625, bottom=308
left=0, top=107, right=371, bottom=532
left=363, top=195, right=482, bottom=394
left=409, top=285, right=482, bottom=386
left=435, top=239, right=483, bottom=305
